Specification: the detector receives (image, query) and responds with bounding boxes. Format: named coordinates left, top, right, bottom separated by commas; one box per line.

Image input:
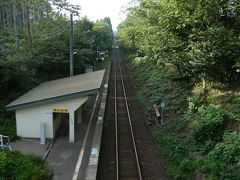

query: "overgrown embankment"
left=127, top=57, right=240, bottom=180
left=117, top=0, right=240, bottom=178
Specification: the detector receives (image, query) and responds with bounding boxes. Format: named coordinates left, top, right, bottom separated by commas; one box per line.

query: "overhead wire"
left=37, top=26, right=68, bottom=41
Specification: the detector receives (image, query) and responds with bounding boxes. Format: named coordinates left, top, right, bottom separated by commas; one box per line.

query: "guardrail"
left=0, top=135, right=12, bottom=151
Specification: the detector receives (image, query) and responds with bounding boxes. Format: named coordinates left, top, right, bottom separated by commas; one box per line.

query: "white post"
left=40, top=122, right=46, bottom=144
left=69, top=112, right=75, bottom=143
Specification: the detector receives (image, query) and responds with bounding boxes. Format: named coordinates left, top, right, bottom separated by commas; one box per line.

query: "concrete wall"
left=16, top=96, right=88, bottom=139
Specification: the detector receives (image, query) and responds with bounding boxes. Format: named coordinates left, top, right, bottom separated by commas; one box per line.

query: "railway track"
left=97, top=47, right=168, bottom=180
left=114, top=48, right=142, bottom=180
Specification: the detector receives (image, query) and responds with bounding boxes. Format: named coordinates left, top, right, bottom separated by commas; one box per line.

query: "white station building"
left=6, top=70, right=105, bottom=143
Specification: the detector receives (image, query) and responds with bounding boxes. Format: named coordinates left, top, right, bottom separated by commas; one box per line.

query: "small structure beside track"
left=6, top=70, right=105, bottom=143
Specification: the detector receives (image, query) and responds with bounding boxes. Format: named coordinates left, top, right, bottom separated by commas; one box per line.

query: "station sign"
left=53, top=108, right=69, bottom=113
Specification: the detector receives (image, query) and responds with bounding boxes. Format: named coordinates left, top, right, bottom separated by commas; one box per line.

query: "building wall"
left=16, top=96, right=88, bottom=139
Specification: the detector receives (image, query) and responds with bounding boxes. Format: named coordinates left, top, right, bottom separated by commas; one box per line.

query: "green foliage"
left=117, top=0, right=240, bottom=83
left=154, top=130, right=200, bottom=180
left=98, top=53, right=112, bottom=70
left=228, top=103, right=240, bottom=122
left=198, top=140, right=216, bottom=154
left=187, top=95, right=204, bottom=114
left=127, top=55, right=199, bottom=179
left=0, top=1, right=114, bottom=177
left=191, top=105, right=226, bottom=144
left=203, top=132, right=240, bottom=179
left=129, top=56, right=190, bottom=115
left=0, top=1, right=114, bottom=101
left=93, top=18, right=114, bottom=51
left=127, top=52, right=240, bottom=179
left=0, top=1, right=114, bottom=142
left=155, top=132, right=186, bottom=161
left=0, top=117, right=17, bottom=141
left=0, top=150, right=52, bottom=179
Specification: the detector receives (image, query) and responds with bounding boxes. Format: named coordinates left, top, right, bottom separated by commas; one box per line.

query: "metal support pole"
left=70, top=14, right=74, bottom=76
left=96, top=46, right=99, bottom=70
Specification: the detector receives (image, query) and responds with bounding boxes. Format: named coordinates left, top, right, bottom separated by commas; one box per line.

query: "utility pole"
left=70, top=14, right=74, bottom=76
left=96, top=46, right=99, bottom=71
left=13, top=0, right=19, bottom=51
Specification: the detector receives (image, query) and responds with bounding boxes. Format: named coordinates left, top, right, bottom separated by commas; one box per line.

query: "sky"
left=69, top=0, right=132, bottom=31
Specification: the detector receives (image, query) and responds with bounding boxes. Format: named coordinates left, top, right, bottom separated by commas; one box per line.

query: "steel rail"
left=115, top=49, right=143, bottom=180
left=114, top=48, right=119, bottom=180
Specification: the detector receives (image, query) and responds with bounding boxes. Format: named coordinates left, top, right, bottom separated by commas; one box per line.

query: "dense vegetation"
left=118, top=0, right=240, bottom=84
left=0, top=150, right=52, bottom=179
left=117, top=0, right=240, bottom=179
left=0, top=0, right=113, bottom=179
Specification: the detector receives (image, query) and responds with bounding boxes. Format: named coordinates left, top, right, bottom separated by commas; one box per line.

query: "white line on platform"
left=72, top=93, right=100, bottom=180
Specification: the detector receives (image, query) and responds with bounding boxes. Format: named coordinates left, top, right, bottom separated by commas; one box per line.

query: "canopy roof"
left=6, top=70, right=105, bottom=111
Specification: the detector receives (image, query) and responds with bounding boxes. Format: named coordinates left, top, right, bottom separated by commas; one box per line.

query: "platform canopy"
left=6, top=70, right=105, bottom=111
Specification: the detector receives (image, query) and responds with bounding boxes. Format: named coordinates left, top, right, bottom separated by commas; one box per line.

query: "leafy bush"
left=198, top=140, right=216, bottom=154
left=202, top=132, right=240, bottom=179
left=228, top=103, right=240, bottom=122
left=192, top=105, right=226, bottom=144
left=0, top=150, right=52, bottom=179
left=154, top=131, right=195, bottom=179
left=0, top=117, right=18, bottom=141
left=187, top=95, right=204, bottom=114
left=155, top=132, right=186, bottom=160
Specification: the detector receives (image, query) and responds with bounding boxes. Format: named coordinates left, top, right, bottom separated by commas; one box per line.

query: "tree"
left=117, top=0, right=240, bottom=83
left=93, top=18, right=114, bottom=51
left=0, top=0, right=113, bottom=107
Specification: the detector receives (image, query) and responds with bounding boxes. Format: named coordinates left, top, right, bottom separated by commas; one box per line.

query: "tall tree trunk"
left=21, top=3, right=28, bottom=41
left=26, top=7, right=32, bottom=44
left=13, top=0, right=19, bottom=51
